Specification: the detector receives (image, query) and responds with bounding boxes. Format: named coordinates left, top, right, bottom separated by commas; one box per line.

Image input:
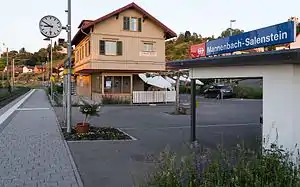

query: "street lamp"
left=230, top=20, right=236, bottom=36
left=44, top=37, right=53, bottom=101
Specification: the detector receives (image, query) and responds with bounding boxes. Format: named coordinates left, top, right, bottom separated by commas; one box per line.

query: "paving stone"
left=0, top=90, right=79, bottom=186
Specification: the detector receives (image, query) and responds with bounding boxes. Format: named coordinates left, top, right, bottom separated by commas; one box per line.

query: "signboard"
left=63, top=69, right=75, bottom=75
left=190, top=43, right=206, bottom=58
left=206, top=21, right=296, bottom=56
left=139, top=51, right=157, bottom=57
left=105, top=81, right=111, bottom=88
left=50, top=76, right=55, bottom=82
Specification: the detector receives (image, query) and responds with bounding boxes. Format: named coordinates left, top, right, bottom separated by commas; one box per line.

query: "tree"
left=184, top=31, right=191, bottom=42
left=19, top=47, right=26, bottom=53
left=17, top=72, right=35, bottom=83
left=176, top=33, right=185, bottom=44
left=219, top=28, right=244, bottom=38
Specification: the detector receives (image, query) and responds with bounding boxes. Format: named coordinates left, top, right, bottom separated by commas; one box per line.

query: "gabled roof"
left=72, top=2, right=177, bottom=45
left=78, top=20, right=93, bottom=28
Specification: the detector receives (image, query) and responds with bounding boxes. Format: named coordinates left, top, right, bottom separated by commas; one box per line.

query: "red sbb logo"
left=190, top=43, right=206, bottom=58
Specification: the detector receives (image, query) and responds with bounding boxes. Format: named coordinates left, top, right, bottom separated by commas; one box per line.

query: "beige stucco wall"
left=88, top=8, right=166, bottom=71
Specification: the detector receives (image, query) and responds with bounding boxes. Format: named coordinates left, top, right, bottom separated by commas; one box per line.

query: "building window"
left=99, top=40, right=122, bottom=56
left=130, top=17, right=138, bottom=31
left=81, top=46, right=84, bottom=59
left=104, top=76, right=131, bottom=94
left=88, top=41, right=91, bottom=56
left=91, top=74, right=102, bottom=93
left=85, top=43, right=88, bottom=57
left=123, top=16, right=142, bottom=32
left=105, top=41, right=117, bottom=55
left=143, top=43, right=154, bottom=52
left=79, top=49, right=81, bottom=60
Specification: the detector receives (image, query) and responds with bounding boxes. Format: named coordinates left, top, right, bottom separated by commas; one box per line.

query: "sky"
left=0, top=0, right=299, bottom=53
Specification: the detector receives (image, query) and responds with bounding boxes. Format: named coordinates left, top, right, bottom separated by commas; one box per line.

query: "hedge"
left=233, top=85, right=262, bottom=99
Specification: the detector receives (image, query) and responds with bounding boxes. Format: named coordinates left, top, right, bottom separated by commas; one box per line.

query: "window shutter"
left=138, top=18, right=142, bottom=32
left=117, top=41, right=123, bottom=55
left=123, top=17, right=129, bottom=30
left=99, top=40, right=105, bottom=55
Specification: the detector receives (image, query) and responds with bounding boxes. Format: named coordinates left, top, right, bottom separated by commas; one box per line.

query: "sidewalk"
left=0, top=89, right=82, bottom=187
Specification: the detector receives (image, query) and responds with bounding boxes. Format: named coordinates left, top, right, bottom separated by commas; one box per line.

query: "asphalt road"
left=54, top=98, right=262, bottom=187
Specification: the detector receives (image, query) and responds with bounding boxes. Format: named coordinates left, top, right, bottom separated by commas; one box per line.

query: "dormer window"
left=123, top=16, right=142, bottom=32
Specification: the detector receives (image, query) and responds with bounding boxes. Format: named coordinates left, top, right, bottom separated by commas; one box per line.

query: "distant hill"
left=0, top=44, right=67, bottom=71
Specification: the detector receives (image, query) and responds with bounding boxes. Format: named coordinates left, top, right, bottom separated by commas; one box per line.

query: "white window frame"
left=130, top=17, right=138, bottom=31
left=143, top=43, right=154, bottom=52
left=105, top=41, right=117, bottom=55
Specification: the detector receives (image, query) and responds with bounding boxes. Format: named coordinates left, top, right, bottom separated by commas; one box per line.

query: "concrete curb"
left=117, top=128, right=138, bottom=140
left=102, top=103, right=175, bottom=107
left=49, top=91, right=84, bottom=187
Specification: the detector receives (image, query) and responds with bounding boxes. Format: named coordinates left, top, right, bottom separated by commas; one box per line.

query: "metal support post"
left=63, top=74, right=67, bottom=126
left=190, top=79, right=196, bottom=142
left=6, top=48, right=8, bottom=82
left=50, top=39, right=53, bottom=101
left=66, top=0, right=72, bottom=133
left=12, top=58, right=14, bottom=90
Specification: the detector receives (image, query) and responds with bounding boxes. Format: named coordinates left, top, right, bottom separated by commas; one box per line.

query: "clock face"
left=39, top=15, right=62, bottom=38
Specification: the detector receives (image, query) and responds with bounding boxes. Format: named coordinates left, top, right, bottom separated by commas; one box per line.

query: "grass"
left=140, top=141, right=300, bottom=187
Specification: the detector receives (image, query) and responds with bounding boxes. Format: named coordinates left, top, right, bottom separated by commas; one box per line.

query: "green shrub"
left=53, top=84, right=63, bottom=94
left=47, top=87, right=51, bottom=95
left=179, top=86, right=190, bottom=94
left=101, top=94, right=131, bottom=104
left=141, top=143, right=300, bottom=187
left=233, top=85, right=262, bottom=99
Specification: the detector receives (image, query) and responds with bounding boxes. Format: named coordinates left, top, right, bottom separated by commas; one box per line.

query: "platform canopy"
left=167, top=49, right=300, bottom=69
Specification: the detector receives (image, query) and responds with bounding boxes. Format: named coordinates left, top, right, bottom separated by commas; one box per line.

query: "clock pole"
left=50, top=38, right=53, bottom=101
left=66, top=0, right=72, bottom=133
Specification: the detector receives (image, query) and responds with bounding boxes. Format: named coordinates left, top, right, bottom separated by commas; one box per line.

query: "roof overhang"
left=71, top=27, right=90, bottom=46
left=167, top=49, right=300, bottom=69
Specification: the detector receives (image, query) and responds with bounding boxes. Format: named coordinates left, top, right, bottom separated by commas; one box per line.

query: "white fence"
left=132, top=91, right=176, bottom=104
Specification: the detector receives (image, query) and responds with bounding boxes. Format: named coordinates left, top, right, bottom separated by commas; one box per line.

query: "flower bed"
left=62, top=126, right=132, bottom=141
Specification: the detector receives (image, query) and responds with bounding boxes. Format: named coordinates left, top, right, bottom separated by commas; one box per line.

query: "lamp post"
left=44, top=37, right=53, bottom=101
left=66, top=0, right=72, bottom=133
left=230, top=20, right=236, bottom=36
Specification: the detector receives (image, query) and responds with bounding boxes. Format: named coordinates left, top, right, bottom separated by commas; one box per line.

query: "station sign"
left=205, top=21, right=296, bottom=56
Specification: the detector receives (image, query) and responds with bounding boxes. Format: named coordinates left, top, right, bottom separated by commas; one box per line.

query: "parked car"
left=204, top=85, right=233, bottom=99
